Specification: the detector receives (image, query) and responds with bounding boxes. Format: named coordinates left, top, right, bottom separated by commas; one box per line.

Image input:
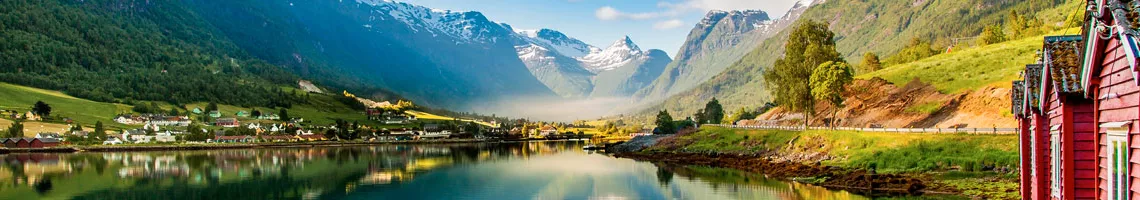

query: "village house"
left=208, top=111, right=222, bottom=118
left=114, top=114, right=191, bottom=126
left=35, top=132, right=60, bottom=139
left=1017, top=3, right=1140, bottom=199
left=257, top=114, right=280, bottom=120
left=114, top=115, right=140, bottom=124
left=539, top=125, right=558, bottom=136
left=260, top=135, right=296, bottom=142
left=419, top=124, right=450, bottom=139
left=216, top=118, right=240, bottom=128
left=214, top=135, right=254, bottom=143
left=296, top=134, right=326, bottom=141
left=191, top=108, right=203, bottom=114
left=236, top=111, right=250, bottom=118
left=103, top=136, right=125, bottom=145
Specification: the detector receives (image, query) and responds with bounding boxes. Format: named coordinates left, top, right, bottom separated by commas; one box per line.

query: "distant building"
left=214, top=135, right=254, bottom=143
left=236, top=111, right=250, bottom=118
left=35, top=132, right=61, bottom=139
left=216, top=118, right=240, bottom=128
left=257, top=114, right=280, bottom=120
left=208, top=111, right=222, bottom=118
left=539, top=125, right=558, bottom=136
left=103, top=136, right=125, bottom=145
left=191, top=108, right=203, bottom=114
left=29, top=138, right=60, bottom=148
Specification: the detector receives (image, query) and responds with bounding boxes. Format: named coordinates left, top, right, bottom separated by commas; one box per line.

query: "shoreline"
left=0, top=138, right=583, bottom=154
left=613, top=152, right=960, bottom=198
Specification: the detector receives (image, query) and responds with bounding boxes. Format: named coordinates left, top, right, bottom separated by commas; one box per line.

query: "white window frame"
left=1030, top=125, right=1038, bottom=186
left=1051, top=125, right=1062, bottom=198
left=1104, top=122, right=1132, bottom=200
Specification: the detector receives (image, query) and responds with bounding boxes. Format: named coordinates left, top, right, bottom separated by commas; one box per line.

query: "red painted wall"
left=1034, top=114, right=1051, bottom=200
left=1095, top=38, right=1140, bottom=199
left=1021, top=118, right=1034, bottom=200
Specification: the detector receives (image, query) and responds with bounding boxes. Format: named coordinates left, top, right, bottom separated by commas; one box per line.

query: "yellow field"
left=0, top=118, right=93, bottom=137
left=405, top=110, right=499, bottom=128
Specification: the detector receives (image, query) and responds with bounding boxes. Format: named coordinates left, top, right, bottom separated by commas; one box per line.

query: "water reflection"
left=0, top=142, right=864, bottom=200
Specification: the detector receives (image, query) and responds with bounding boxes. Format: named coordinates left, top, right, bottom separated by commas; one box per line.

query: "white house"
left=103, top=136, right=125, bottom=145
left=35, top=132, right=61, bottom=139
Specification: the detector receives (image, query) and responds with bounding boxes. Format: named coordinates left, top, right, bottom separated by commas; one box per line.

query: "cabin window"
left=1030, top=125, right=1037, bottom=183
left=1051, top=126, right=1061, bottom=198
left=1105, top=122, right=1131, bottom=200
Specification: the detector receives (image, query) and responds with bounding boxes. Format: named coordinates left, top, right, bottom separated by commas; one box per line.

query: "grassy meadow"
left=0, top=82, right=131, bottom=127
left=859, top=28, right=1081, bottom=94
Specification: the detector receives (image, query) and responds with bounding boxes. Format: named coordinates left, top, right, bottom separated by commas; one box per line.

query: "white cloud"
left=595, top=6, right=622, bottom=20
left=653, top=19, right=685, bottom=30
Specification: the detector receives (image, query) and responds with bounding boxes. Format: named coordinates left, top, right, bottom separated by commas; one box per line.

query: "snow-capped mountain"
left=580, top=36, right=645, bottom=72
left=354, top=0, right=510, bottom=44
left=516, top=29, right=599, bottom=58
left=178, top=0, right=564, bottom=110
left=510, top=28, right=670, bottom=98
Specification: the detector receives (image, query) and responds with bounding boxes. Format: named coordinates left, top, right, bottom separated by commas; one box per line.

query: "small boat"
left=583, top=145, right=604, bottom=150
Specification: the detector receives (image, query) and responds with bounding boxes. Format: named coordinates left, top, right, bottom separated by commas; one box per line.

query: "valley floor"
left=613, top=126, right=1019, bottom=199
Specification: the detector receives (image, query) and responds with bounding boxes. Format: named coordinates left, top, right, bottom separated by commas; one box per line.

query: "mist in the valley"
left=469, top=96, right=649, bottom=122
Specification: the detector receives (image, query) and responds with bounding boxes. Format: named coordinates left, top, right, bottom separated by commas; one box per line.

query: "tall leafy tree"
left=206, top=102, right=219, bottom=112
left=810, top=61, right=855, bottom=128
left=764, top=20, right=842, bottom=128
left=7, top=120, right=23, bottom=138
left=279, top=108, right=290, bottom=121
left=701, top=98, right=724, bottom=124
left=32, top=101, right=51, bottom=117
left=92, top=121, right=106, bottom=141
left=860, top=52, right=881, bottom=73
left=979, top=25, right=1007, bottom=45
left=654, top=110, right=676, bottom=135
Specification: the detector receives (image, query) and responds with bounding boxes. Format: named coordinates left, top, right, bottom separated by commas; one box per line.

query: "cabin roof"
left=1043, top=35, right=1084, bottom=94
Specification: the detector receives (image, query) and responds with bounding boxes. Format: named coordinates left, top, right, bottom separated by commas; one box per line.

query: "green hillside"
left=634, top=0, right=1078, bottom=120
left=859, top=28, right=1079, bottom=93
left=0, top=82, right=130, bottom=126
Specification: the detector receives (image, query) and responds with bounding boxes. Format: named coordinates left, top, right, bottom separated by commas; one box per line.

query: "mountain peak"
left=608, top=36, right=641, bottom=52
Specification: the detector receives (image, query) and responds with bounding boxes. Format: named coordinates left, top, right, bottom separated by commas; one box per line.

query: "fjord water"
left=0, top=142, right=864, bottom=200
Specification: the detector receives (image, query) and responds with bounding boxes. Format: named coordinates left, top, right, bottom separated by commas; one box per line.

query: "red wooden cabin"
left=29, top=138, right=60, bottom=148
left=1077, top=1, right=1140, bottom=199
left=1041, top=35, right=1097, bottom=200
left=1020, top=63, right=1055, bottom=200
left=14, top=138, right=30, bottom=148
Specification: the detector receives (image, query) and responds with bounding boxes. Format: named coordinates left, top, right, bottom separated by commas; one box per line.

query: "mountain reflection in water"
left=0, top=141, right=865, bottom=200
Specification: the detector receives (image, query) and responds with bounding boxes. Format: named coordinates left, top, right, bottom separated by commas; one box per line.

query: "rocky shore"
left=614, top=152, right=941, bottom=197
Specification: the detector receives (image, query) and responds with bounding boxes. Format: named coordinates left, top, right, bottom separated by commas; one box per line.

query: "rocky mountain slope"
left=634, top=5, right=807, bottom=102
left=636, top=0, right=1072, bottom=122
left=181, top=0, right=560, bottom=111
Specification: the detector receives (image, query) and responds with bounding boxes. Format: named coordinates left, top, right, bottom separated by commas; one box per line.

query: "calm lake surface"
left=0, top=141, right=867, bottom=200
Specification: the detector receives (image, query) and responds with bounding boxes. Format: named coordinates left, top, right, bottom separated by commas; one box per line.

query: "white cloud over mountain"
left=653, top=19, right=685, bottom=30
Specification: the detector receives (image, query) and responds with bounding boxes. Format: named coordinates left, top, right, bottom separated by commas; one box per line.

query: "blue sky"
left=400, top=0, right=803, bottom=56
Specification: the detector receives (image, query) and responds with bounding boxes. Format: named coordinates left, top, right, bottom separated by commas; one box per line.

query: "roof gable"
left=1024, top=64, right=1045, bottom=113
left=1044, top=35, right=1085, bottom=94
left=1012, top=80, right=1026, bottom=117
